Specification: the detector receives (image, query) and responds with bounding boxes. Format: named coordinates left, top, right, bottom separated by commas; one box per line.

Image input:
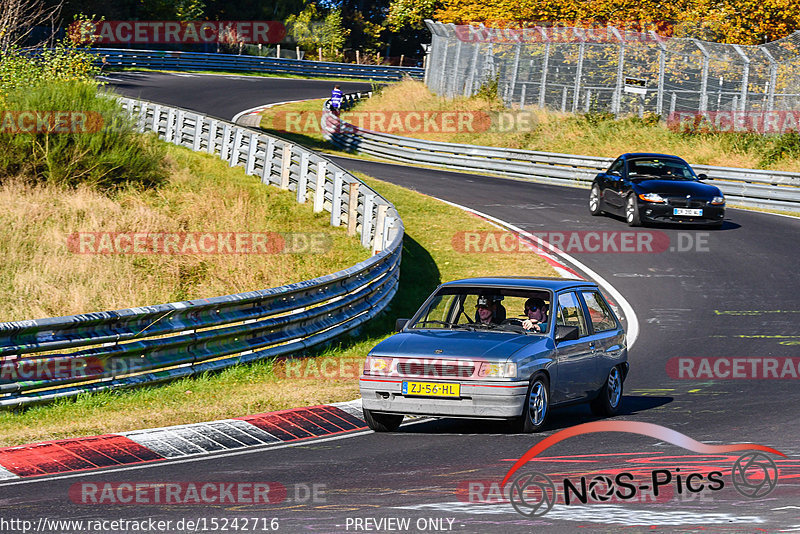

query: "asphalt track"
left=3, top=72, right=799, bottom=533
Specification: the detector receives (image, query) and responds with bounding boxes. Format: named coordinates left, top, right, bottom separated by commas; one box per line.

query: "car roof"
left=621, top=153, right=686, bottom=161
left=439, top=277, right=597, bottom=292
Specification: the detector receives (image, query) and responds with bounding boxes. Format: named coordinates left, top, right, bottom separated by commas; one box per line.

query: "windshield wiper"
left=413, top=320, right=470, bottom=330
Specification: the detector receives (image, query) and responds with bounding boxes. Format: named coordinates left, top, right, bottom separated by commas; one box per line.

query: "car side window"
left=556, top=292, right=589, bottom=337
left=581, top=291, right=617, bottom=333
left=608, top=159, right=623, bottom=174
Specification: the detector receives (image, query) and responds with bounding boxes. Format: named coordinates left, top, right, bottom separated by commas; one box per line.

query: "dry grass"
left=0, top=172, right=557, bottom=446
left=0, top=143, right=368, bottom=322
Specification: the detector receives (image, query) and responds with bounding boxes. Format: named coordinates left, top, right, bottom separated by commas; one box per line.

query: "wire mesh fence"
left=424, top=20, right=800, bottom=119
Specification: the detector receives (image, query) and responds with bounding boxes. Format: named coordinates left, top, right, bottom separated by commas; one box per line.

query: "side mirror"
left=395, top=318, right=410, bottom=332
left=697, top=173, right=709, bottom=180
left=608, top=171, right=621, bottom=178
left=555, top=325, right=580, bottom=342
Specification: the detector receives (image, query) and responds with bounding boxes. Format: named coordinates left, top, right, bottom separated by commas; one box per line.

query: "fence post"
left=262, top=137, right=275, bottom=184
left=372, top=204, right=388, bottom=254
left=314, top=161, right=327, bottom=212
left=331, top=171, right=344, bottom=226
left=466, top=39, right=480, bottom=96
left=732, top=45, right=750, bottom=112
left=347, top=182, right=359, bottom=237
left=762, top=48, right=778, bottom=112
left=651, top=32, right=667, bottom=117
left=520, top=84, right=527, bottom=107
left=611, top=28, right=625, bottom=116
left=693, top=39, right=710, bottom=112
left=670, top=92, right=677, bottom=115
left=539, top=38, right=551, bottom=109
left=507, top=44, right=522, bottom=106
left=297, top=152, right=309, bottom=203
left=584, top=89, right=591, bottom=112
left=561, top=86, right=568, bottom=112
left=449, top=37, right=463, bottom=98
left=572, top=39, right=586, bottom=113
left=280, top=144, right=293, bottom=189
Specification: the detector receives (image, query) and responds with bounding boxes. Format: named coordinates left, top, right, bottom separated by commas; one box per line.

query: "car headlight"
left=478, top=362, right=517, bottom=378
left=364, top=356, right=392, bottom=375
left=710, top=196, right=725, bottom=205
left=638, top=192, right=667, bottom=203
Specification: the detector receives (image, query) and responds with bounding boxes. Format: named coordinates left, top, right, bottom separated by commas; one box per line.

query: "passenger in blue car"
left=522, top=297, right=548, bottom=333
left=474, top=295, right=506, bottom=325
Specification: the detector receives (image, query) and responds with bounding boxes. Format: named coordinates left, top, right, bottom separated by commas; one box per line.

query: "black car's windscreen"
left=409, top=286, right=552, bottom=334
left=628, top=158, right=696, bottom=180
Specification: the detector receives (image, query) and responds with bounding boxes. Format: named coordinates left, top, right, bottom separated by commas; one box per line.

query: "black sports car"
left=589, top=153, right=725, bottom=227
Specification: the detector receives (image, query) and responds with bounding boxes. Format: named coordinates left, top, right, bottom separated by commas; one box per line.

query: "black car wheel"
left=590, top=366, right=623, bottom=417
left=363, top=408, right=403, bottom=432
left=510, top=375, right=549, bottom=433
left=625, top=194, right=641, bottom=227
left=589, top=184, right=603, bottom=216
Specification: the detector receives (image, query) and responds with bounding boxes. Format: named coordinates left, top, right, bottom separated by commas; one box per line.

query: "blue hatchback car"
left=359, top=277, right=629, bottom=432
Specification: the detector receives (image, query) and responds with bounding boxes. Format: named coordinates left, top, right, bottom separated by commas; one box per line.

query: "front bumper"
left=639, top=203, right=725, bottom=224
left=359, top=377, right=529, bottom=419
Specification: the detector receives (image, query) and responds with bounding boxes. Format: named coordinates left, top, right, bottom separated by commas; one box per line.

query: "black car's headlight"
left=638, top=192, right=667, bottom=203
left=710, top=196, right=725, bottom=205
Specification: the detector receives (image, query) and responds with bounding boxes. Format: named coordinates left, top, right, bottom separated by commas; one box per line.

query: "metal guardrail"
left=321, top=95, right=800, bottom=212
left=89, top=48, right=424, bottom=81
left=0, top=97, right=404, bottom=407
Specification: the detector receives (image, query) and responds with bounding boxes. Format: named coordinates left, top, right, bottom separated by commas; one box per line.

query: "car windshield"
left=409, top=286, right=552, bottom=335
left=628, top=158, right=696, bottom=181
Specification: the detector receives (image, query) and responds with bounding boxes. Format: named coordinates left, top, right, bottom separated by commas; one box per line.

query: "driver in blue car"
left=475, top=295, right=506, bottom=325
left=522, top=297, right=549, bottom=332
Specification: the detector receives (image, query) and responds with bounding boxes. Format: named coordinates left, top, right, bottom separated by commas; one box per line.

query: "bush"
left=0, top=82, right=167, bottom=191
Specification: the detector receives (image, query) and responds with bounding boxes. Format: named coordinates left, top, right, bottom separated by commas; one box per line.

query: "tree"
left=386, top=0, right=440, bottom=32
left=286, top=3, right=348, bottom=54
left=0, top=0, right=61, bottom=53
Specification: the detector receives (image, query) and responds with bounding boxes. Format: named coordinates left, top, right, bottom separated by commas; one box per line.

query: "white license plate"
left=673, top=208, right=703, bottom=216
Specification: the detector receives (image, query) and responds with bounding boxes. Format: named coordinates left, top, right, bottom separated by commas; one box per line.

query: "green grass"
left=0, top=172, right=557, bottom=447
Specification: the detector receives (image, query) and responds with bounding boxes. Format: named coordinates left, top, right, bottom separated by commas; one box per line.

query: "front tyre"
left=363, top=408, right=403, bottom=432
left=590, top=366, right=623, bottom=417
left=589, top=185, right=603, bottom=216
left=626, top=195, right=642, bottom=227
left=510, top=375, right=550, bottom=433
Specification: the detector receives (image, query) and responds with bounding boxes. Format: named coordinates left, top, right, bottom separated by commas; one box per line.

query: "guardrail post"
left=372, top=204, right=388, bottom=254
left=138, top=102, right=148, bottom=133
left=347, top=182, right=359, bottom=236
left=175, top=110, right=185, bottom=145
left=207, top=119, right=218, bottom=154
left=230, top=128, right=243, bottom=167
left=192, top=115, right=203, bottom=151
left=165, top=108, right=176, bottom=141
left=281, top=144, right=293, bottom=189
left=297, top=152, right=309, bottom=203
left=262, top=137, right=275, bottom=184
left=361, top=193, right=375, bottom=247
left=221, top=123, right=232, bottom=161
left=246, top=132, right=258, bottom=175
left=152, top=104, right=162, bottom=134
left=332, top=171, right=344, bottom=226
left=314, top=161, right=327, bottom=212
